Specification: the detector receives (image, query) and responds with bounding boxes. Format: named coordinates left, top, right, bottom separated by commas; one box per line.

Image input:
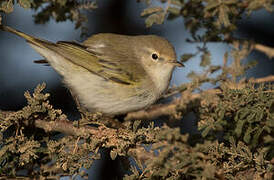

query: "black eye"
left=152, top=53, right=158, bottom=60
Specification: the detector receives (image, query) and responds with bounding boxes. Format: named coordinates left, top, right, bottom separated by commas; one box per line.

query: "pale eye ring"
left=151, top=53, right=159, bottom=60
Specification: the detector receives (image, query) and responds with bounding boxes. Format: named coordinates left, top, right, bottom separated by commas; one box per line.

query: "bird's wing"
left=55, top=41, right=144, bottom=85
left=0, top=25, right=144, bottom=86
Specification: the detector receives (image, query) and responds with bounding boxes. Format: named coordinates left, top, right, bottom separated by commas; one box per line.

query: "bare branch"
left=34, top=118, right=117, bottom=140
left=126, top=74, right=274, bottom=121
left=253, top=43, right=274, bottom=59
left=125, top=103, right=178, bottom=121
left=248, top=75, right=274, bottom=83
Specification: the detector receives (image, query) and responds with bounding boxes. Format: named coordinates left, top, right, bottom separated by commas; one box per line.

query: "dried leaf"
left=145, top=12, right=165, bottom=27
left=170, top=0, right=182, bottom=6
left=110, top=149, right=118, bottom=160
left=167, top=7, right=181, bottom=15
left=0, top=0, right=13, bottom=13
left=218, top=4, right=230, bottom=27
left=141, top=6, right=163, bottom=16
left=180, top=53, right=194, bottom=63
left=18, top=0, right=33, bottom=9
left=200, top=52, right=211, bottom=67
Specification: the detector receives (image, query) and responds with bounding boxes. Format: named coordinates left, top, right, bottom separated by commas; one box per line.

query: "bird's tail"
left=0, top=25, right=54, bottom=48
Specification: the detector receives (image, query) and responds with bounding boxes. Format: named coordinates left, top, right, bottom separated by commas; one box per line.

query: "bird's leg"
left=69, top=89, right=87, bottom=127
left=69, top=89, right=125, bottom=129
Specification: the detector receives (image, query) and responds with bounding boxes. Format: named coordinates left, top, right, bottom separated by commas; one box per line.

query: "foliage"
left=141, top=0, right=274, bottom=42
left=0, top=82, right=273, bottom=179
left=0, top=84, right=99, bottom=178
left=1, top=0, right=274, bottom=179
left=0, top=0, right=97, bottom=36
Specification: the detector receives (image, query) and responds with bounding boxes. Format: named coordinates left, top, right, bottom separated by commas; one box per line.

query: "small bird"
left=0, top=25, right=183, bottom=115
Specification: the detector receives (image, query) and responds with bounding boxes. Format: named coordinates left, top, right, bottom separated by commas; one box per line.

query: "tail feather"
left=0, top=25, right=54, bottom=48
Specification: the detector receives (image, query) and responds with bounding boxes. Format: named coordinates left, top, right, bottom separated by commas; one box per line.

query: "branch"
left=248, top=75, right=274, bottom=83
left=34, top=118, right=123, bottom=147
left=1, top=76, right=273, bottom=132
left=125, top=89, right=221, bottom=121
left=253, top=43, right=274, bottom=59
left=125, top=103, right=178, bottom=121
left=126, top=75, right=274, bottom=121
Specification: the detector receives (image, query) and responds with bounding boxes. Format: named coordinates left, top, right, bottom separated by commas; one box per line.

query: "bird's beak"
left=171, top=61, right=184, bottom=67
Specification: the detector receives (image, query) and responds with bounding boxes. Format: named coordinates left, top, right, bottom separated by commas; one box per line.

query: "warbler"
left=0, top=25, right=183, bottom=115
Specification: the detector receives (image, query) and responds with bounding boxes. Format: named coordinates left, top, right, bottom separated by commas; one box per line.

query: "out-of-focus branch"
left=248, top=75, right=274, bottom=83
left=253, top=44, right=274, bottom=59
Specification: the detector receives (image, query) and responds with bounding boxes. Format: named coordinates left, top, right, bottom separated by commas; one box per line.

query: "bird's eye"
left=151, top=53, right=158, bottom=60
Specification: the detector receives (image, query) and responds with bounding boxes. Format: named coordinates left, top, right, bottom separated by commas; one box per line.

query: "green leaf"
left=235, top=119, right=245, bottom=137
left=264, top=135, right=274, bottom=144
left=57, top=0, right=67, bottom=6
left=224, top=0, right=238, bottom=5
left=201, top=126, right=212, bottom=137
left=251, top=127, right=264, bottom=147
left=243, top=126, right=252, bottom=143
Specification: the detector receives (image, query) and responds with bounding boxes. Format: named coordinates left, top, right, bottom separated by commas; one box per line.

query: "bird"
left=0, top=25, right=183, bottom=115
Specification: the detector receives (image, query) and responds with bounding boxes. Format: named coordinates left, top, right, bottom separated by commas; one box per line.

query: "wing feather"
left=54, top=41, right=142, bottom=85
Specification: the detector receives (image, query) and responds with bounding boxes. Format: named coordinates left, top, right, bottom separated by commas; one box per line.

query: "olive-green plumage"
left=0, top=25, right=183, bottom=115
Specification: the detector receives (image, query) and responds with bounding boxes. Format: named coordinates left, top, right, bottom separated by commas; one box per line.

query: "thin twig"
left=73, top=137, right=81, bottom=154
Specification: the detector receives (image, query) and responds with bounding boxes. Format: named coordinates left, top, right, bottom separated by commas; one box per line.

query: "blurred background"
left=0, top=0, right=273, bottom=179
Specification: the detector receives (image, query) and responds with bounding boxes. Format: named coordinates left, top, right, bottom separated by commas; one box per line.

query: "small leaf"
left=235, top=119, right=245, bottom=137
left=145, top=12, right=165, bottom=28
left=57, top=0, right=67, bottom=6
left=180, top=53, right=195, bottom=63
left=204, top=1, right=219, bottom=11
left=208, top=65, right=221, bottom=73
left=218, top=4, right=230, bottom=27
left=251, top=127, right=264, bottom=147
left=200, top=52, right=211, bottom=67
left=224, top=0, right=238, bottom=5
left=187, top=71, right=198, bottom=80
left=170, top=0, right=182, bottom=6
left=110, top=149, right=117, bottom=160
left=133, top=120, right=141, bottom=132
left=141, top=7, right=163, bottom=16
left=167, top=7, right=181, bottom=15
left=201, top=126, right=212, bottom=137
left=0, top=0, right=14, bottom=13
left=243, top=126, right=252, bottom=143
left=18, top=0, right=33, bottom=9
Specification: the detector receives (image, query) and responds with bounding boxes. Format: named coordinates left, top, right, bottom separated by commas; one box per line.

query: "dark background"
left=0, top=0, right=273, bottom=179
